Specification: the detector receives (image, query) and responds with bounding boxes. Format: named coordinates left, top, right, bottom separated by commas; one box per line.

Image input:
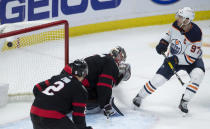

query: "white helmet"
left=176, top=7, right=195, bottom=24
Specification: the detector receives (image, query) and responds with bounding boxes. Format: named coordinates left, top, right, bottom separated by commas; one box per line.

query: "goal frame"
left=0, top=20, right=69, bottom=65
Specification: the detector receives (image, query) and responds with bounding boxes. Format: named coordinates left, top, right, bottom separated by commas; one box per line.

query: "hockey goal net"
left=0, top=20, right=69, bottom=102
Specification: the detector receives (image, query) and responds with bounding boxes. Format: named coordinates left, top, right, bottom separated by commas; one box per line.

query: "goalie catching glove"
left=119, top=63, right=131, bottom=81
left=103, top=103, right=115, bottom=119
left=103, top=97, right=124, bottom=119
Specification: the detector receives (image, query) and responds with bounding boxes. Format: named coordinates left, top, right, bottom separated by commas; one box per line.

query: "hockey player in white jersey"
left=133, top=7, right=205, bottom=113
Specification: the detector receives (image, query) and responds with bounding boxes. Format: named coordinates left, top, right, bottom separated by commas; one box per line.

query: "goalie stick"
left=111, top=97, right=124, bottom=116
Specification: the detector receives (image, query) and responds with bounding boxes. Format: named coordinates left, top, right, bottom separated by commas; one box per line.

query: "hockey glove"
left=167, top=55, right=179, bottom=68
left=156, top=39, right=169, bottom=55
left=103, top=104, right=115, bottom=119
left=119, top=63, right=131, bottom=81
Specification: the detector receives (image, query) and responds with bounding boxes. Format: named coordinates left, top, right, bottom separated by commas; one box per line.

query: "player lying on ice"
left=62, top=46, right=131, bottom=119
left=31, top=59, right=93, bottom=129
left=133, top=7, right=205, bottom=114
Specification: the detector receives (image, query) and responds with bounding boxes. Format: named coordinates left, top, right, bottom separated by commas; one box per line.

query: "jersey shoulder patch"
left=185, top=22, right=202, bottom=43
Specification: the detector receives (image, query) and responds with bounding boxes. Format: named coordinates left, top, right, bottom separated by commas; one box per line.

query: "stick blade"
left=111, top=97, right=124, bottom=116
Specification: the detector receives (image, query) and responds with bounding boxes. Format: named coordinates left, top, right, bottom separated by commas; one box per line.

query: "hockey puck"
left=7, top=42, right=13, bottom=47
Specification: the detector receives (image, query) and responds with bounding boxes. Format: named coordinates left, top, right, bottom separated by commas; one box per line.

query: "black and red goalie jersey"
left=31, top=73, right=88, bottom=129
left=83, top=54, right=120, bottom=108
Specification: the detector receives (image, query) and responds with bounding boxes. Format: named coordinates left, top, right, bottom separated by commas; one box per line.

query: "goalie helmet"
left=176, top=7, right=195, bottom=26
left=70, top=59, right=88, bottom=78
left=110, top=46, right=127, bottom=64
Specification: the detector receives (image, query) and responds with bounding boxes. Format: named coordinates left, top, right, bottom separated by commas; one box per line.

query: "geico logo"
left=0, top=0, right=121, bottom=24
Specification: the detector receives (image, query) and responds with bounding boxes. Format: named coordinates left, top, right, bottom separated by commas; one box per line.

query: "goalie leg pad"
left=86, top=103, right=101, bottom=114
left=86, top=106, right=101, bottom=114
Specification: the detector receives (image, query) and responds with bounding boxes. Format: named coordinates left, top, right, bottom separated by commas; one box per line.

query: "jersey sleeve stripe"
left=30, top=106, right=65, bottom=119
left=45, top=80, right=50, bottom=86
left=99, top=74, right=116, bottom=83
left=97, top=82, right=112, bottom=89
left=189, top=55, right=197, bottom=60
left=63, top=65, right=72, bottom=74
left=82, top=78, right=90, bottom=87
left=35, top=84, right=42, bottom=91
left=184, top=55, right=191, bottom=65
left=72, top=103, right=86, bottom=107
left=72, top=112, right=85, bottom=117
left=184, top=54, right=195, bottom=64
left=186, top=55, right=195, bottom=64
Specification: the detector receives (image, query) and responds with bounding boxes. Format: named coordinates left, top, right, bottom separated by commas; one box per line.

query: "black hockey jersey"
left=83, top=54, right=120, bottom=108
left=31, top=74, right=88, bottom=129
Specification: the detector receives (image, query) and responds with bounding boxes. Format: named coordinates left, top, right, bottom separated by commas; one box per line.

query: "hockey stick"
left=161, top=52, right=185, bottom=86
left=111, top=97, right=124, bottom=116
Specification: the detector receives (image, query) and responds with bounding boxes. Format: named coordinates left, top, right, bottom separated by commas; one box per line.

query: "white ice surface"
left=0, top=20, right=210, bottom=129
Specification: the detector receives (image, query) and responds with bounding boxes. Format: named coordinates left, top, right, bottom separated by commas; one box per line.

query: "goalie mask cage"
left=0, top=20, right=69, bottom=102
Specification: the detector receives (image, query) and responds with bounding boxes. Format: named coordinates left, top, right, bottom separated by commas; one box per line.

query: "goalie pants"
left=30, top=114, right=78, bottom=129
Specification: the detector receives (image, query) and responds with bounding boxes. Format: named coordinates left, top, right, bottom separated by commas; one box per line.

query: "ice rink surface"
left=0, top=20, right=210, bottom=129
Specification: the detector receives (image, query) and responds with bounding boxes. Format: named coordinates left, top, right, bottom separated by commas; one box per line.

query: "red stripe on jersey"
left=36, top=84, right=42, bottom=91
left=30, top=106, right=65, bottom=119
left=72, top=103, right=86, bottom=107
left=97, top=83, right=112, bottom=89
left=45, top=80, right=50, bottom=86
left=99, top=74, right=116, bottom=83
left=72, top=112, right=85, bottom=117
left=64, top=65, right=72, bottom=74
left=82, top=78, right=90, bottom=87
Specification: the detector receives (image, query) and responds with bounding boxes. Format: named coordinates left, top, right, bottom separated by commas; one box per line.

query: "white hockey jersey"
left=162, top=21, right=202, bottom=65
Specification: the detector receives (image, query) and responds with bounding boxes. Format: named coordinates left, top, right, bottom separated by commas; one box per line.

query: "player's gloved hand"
left=167, top=55, right=179, bottom=68
left=103, top=104, right=115, bottom=119
left=156, top=39, right=169, bottom=54
left=119, top=63, right=131, bottom=81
